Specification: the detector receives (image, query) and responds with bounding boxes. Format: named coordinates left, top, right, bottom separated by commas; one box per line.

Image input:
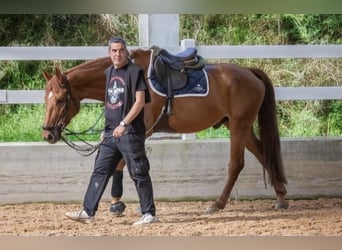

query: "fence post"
left=138, top=14, right=179, bottom=46
left=138, top=14, right=185, bottom=140
left=180, top=39, right=197, bottom=140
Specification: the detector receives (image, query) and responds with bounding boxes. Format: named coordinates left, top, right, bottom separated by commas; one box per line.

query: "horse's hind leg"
left=110, top=159, right=126, bottom=204
left=245, top=129, right=289, bottom=209
left=205, top=121, right=248, bottom=214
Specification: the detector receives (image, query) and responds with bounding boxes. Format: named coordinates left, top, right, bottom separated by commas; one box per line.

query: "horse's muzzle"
left=42, top=125, right=61, bottom=144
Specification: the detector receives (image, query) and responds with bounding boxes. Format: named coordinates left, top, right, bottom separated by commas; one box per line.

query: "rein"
left=61, top=110, right=104, bottom=157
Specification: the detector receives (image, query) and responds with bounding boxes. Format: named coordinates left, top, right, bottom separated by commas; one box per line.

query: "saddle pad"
left=147, top=52, right=209, bottom=98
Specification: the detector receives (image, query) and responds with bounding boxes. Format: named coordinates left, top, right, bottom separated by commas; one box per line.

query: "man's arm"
left=113, top=90, right=145, bottom=137
left=121, top=90, right=145, bottom=125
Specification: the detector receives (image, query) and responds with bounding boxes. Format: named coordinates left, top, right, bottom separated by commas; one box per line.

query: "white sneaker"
left=65, top=209, right=95, bottom=224
left=133, top=213, right=158, bottom=225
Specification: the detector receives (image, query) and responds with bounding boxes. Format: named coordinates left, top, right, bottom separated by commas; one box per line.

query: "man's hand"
left=113, top=125, right=126, bottom=137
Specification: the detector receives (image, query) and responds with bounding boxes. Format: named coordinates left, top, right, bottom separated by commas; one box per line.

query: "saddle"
left=151, top=45, right=205, bottom=90
left=150, top=45, right=205, bottom=114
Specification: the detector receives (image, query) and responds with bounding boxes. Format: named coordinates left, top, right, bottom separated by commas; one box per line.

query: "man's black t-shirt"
left=104, top=63, right=147, bottom=137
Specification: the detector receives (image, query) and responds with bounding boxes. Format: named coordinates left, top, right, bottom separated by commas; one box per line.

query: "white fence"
left=1, top=43, right=342, bottom=105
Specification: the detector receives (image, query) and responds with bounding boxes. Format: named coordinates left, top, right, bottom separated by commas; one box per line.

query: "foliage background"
left=0, top=14, right=341, bottom=141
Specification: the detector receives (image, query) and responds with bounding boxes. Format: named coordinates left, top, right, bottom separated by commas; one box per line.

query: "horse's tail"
left=248, top=67, right=287, bottom=186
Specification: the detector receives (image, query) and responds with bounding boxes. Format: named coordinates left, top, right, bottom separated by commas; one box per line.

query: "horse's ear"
left=55, top=67, right=64, bottom=81
left=42, top=70, right=52, bottom=81
left=128, top=49, right=134, bottom=59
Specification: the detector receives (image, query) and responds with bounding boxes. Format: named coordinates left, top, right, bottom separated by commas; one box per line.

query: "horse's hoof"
left=275, top=200, right=289, bottom=210
left=205, top=204, right=220, bottom=214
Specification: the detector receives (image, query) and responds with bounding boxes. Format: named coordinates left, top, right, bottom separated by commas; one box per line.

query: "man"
left=66, top=36, right=157, bottom=225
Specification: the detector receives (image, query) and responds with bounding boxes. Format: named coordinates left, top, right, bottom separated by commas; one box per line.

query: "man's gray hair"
left=108, top=36, right=127, bottom=50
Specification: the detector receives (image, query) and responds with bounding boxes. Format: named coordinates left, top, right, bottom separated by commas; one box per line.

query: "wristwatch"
left=119, top=121, right=127, bottom=127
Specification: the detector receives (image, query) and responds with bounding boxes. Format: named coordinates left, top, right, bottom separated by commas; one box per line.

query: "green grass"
left=0, top=104, right=45, bottom=142
left=1, top=99, right=341, bottom=142
left=0, top=104, right=105, bottom=142
left=64, top=104, right=105, bottom=141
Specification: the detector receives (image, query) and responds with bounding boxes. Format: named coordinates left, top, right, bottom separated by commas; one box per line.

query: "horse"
left=42, top=47, right=289, bottom=213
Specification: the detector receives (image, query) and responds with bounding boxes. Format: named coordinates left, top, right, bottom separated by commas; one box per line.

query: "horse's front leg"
left=205, top=125, right=247, bottom=214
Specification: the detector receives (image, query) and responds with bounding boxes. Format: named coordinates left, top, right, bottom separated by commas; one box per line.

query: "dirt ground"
left=0, top=198, right=341, bottom=236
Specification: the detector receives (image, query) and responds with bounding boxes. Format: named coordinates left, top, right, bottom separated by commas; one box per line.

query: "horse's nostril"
left=46, top=133, right=54, bottom=142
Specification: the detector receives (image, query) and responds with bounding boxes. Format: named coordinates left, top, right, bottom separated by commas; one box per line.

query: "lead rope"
left=61, top=110, right=105, bottom=156
left=145, top=106, right=166, bottom=136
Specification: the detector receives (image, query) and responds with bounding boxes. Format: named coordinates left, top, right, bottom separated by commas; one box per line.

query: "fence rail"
left=1, top=87, right=342, bottom=105
left=1, top=45, right=342, bottom=60
left=0, top=44, right=341, bottom=105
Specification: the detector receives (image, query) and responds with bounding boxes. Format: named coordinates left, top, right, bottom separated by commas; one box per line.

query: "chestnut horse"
left=42, top=47, right=288, bottom=213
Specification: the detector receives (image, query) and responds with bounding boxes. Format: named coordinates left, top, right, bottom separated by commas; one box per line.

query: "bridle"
left=42, top=73, right=103, bottom=156
left=42, top=73, right=76, bottom=132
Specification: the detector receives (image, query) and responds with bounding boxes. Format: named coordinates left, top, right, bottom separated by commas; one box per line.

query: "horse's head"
left=42, top=67, right=80, bottom=143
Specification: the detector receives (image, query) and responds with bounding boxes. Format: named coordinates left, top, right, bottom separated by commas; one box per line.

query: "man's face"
left=108, top=42, right=128, bottom=69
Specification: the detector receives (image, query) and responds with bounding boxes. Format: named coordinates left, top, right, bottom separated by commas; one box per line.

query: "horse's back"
left=203, top=63, right=266, bottom=118
left=205, top=63, right=265, bottom=96
left=205, top=63, right=262, bottom=83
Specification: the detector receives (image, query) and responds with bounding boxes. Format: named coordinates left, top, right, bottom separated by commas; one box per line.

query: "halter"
left=42, top=73, right=103, bottom=156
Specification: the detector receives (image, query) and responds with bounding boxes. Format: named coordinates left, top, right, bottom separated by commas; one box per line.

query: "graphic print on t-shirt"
left=106, top=75, right=125, bottom=110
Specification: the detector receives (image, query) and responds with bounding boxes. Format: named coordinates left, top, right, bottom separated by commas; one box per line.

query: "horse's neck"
left=68, top=69, right=106, bottom=102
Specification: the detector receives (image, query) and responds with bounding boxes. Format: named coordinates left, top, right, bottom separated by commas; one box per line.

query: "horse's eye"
left=56, top=99, right=64, bottom=105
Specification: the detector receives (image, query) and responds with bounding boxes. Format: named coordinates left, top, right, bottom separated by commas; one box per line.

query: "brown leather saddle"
left=150, top=45, right=205, bottom=114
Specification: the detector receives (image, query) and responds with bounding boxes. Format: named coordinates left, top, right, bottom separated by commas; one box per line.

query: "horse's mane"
left=64, top=56, right=111, bottom=74
left=63, top=49, right=151, bottom=75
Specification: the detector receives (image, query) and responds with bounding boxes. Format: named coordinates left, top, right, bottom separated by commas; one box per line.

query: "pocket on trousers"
left=132, top=155, right=150, bottom=176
